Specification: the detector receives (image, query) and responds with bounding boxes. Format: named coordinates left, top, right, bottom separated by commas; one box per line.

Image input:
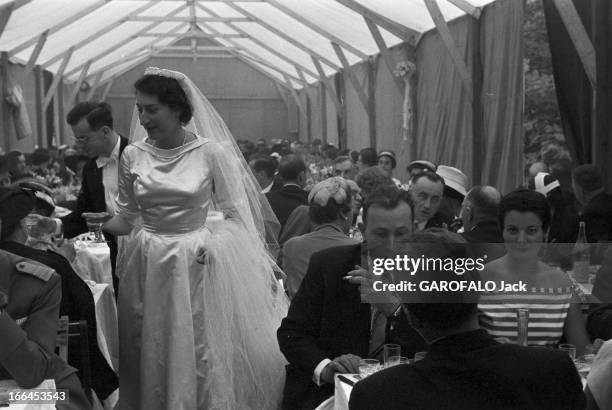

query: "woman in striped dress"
left=478, top=189, right=590, bottom=354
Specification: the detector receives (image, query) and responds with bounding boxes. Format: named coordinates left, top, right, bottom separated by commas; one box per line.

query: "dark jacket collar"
left=427, top=329, right=496, bottom=357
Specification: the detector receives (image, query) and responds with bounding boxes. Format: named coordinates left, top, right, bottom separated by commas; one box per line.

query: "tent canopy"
left=0, top=0, right=495, bottom=89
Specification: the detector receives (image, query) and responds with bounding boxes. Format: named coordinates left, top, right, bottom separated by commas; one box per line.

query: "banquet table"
left=0, top=379, right=58, bottom=409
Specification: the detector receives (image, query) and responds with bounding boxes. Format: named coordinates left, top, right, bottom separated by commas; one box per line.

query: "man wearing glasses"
left=38, top=102, right=127, bottom=294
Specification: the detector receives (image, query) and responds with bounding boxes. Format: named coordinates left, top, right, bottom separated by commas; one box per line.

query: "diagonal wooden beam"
left=553, top=0, right=597, bottom=88
left=40, top=0, right=160, bottom=69
left=226, top=51, right=293, bottom=90
left=224, top=1, right=342, bottom=71
left=0, top=0, right=33, bottom=12
left=199, top=21, right=306, bottom=85
left=448, top=0, right=482, bottom=18
left=423, top=0, right=473, bottom=101
left=21, top=30, right=48, bottom=82
left=0, top=3, right=14, bottom=37
left=63, top=10, right=189, bottom=77
left=9, top=0, right=109, bottom=57
left=284, top=74, right=307, bottom=121
left=86, top=71, right=103, bottom=100
left=43, top=47, right=74, bottom=110
left=68, top=60, right=92, bottom=106
left=311, top=56, right=343, bottom=119
left=363, top=17, right=404, bottom=90
left=266, top=0, right=368, bottom=60
left=274, top=82, right=289, bottom=108
left=197, top=3, right=321, bottom=80
left=334, top=0, right=419, bottom=45
left=100, top=78, right=114, bottom=102
left=332, top=42, right=369, bottom=112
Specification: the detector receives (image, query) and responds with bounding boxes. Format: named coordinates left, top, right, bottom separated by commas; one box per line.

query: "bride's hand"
left=196, top=246, right=208, bottom=264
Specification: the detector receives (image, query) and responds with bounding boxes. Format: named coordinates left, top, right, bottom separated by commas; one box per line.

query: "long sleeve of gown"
left=115, top=146, right=139, bottom=224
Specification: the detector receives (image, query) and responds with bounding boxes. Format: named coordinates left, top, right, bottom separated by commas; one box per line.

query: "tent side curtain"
left=298, top=0, right=523, bottom=194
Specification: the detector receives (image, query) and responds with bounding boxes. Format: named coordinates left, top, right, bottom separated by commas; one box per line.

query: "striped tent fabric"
left=478, top=287, right=574, bottom=347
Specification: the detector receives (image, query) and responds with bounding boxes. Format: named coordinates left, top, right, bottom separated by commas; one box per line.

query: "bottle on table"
left=573, top=221, right=590, bottom=283
left=516, top=308, right=529, bottom=347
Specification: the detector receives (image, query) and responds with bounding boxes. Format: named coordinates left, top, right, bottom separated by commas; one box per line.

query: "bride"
left=90, top=67, right=287, bottom=409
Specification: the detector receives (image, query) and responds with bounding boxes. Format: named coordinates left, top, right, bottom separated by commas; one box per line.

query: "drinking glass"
left=383, top=344, right=401, bottom=368
left=358, top=359, right=380, bottom=378
left=559, top=344, right=576, bottom=360
left=413, top=351, right=427, bottom=362
left=86, top=221, right=106, bottom=243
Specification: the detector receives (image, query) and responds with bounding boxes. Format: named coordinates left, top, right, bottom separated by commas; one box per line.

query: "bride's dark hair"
left=134, top=75, right=193, bottom=124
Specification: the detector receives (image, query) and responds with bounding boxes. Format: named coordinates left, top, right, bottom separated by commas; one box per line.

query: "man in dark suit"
left=277, top=186, right=426, bottom=410
left=0, top=187, right=118, bottom=402
left=459, top=185, right=505, bottom=261
left=409, top=171, right=450, bottom=230
left=572, top=164, right=612, bottom=263
left=266, top=155, right=308, bottom=232
left=349, top=230, right=585, bottom=410
left=40, top=102, right=128, bottom=293
left=0, top=222, right=91, bottom=409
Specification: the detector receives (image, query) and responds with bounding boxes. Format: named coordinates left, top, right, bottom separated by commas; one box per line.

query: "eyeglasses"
left=74, top=135, right=91, bottom=142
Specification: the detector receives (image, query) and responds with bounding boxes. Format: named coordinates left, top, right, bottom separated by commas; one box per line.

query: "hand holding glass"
left=82, top=212, right=111, bottom=242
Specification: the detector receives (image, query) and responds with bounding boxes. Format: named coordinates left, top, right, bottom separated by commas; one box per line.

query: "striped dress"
left=478, top=286, right=574, bottom=347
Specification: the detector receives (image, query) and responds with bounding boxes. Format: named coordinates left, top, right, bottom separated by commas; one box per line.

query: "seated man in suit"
left=277, top=185, right=426, bottom=410
left=0, top=219, right=91, bottom=409
left=459, top=185, right=505, bottom=261
left=350, top=230, right=585, bottom=410
left=0, top=187, right=118, bottom=402
left=266, top=155, right=308, bottom=232
left=409, top=170, right=449, bottom=230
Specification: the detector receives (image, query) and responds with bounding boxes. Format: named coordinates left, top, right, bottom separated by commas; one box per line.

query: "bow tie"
left=96, top=155, right=116, bottom=168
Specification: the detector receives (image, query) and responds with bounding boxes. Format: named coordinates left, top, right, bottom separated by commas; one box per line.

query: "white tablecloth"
left=0, top=379, right=56, bottom=409
left=314, top=374, right=359, bottom=410
left=73, top=240, right=113, bottom=288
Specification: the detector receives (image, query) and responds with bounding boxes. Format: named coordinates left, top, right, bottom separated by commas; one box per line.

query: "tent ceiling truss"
left=0, top=0, right=496, bottom=92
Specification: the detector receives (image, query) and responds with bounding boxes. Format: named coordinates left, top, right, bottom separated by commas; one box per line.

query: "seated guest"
left=586, top=245, right=612, bottom=340
left=478, top=189, right=590, bottom=354
left=0, top=155, right=11, bottom=187
left=5, top=150, right=30, bottom=179
left=356, top=148, right=377, bottom=172
left=409, top=170, right=449, bottom=230
left=0, top=187, right=118, bottom=401
left=436, top=165, right=468, bottom=223
left=350, top=229, right=585, bottom=410
left=277, top=185, right=426, bottom=410
left=30, top=149, right=52, bottom=178
left=249, top=156, right=277, bottom=194
left=406, top=159, right=437, bottom=179
left=333, top=155, right=357, bottom=181
left=377, top=150, right=401, bottom=187
left=0, top=222, right=91, bottom=409
left=282, top=177, right=359, bottom=298
left=572, top=164, right=612, bottom=263
left=266, top=155, right=308, bottom=232
left=460, top=185, right=505, bottom=261
left=529, top=172, right=579, bottom=269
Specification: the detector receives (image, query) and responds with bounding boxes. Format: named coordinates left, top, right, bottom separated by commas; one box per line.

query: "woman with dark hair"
left=86, top=68, right=287, bottom=409
left=478, top=189, right=589, bottom=353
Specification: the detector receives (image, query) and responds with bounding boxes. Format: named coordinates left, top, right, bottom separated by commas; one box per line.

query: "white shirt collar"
left=96, top=137, right=120, bottom=168
left=261, top=181, right=274, bottom=194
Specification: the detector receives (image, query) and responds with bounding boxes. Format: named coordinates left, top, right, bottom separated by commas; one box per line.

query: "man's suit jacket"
left=0, top=241, right=118, bottom=400
left=61, top=136, right=128, bottom=281
left=266, top=184, right=308, bottom=231
left=349, top=329, right=585, bottom=410
left=461, top=218, right=506, bottom=261
left=0, top=250, right=91, bottom=409
left=277, top=244, right=426, bottom=410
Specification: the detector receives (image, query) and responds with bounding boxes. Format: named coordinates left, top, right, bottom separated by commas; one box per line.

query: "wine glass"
left=82, top=212, right=109, bottom=243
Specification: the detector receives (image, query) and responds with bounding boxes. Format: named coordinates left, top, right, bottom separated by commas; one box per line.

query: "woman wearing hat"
left=377, top=150, right=402, bottom=188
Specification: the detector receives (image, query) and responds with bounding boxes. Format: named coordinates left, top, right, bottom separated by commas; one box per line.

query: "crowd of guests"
left=3, top=115, right=612, bottom=409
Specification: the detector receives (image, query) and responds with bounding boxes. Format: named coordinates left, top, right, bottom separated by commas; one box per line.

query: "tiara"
left=144, top=67, right=186, bottom=81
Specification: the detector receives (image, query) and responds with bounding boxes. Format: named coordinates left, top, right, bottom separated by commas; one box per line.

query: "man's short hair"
left=465, top=186, right=501, bottom=219
left=334, top=155, right=352, bottom=166
left=403, top=229, right=475, bottom=329
left=572, top=164, right=603, bottom=193
left=66, top=101, right=113, bottom=130
left=0, top=187, right=35, bottom=240
left=355, top=167, right=394, bottom=200
left=362, top=185, right=414, bottom=226
left=359, top=148, right=378, bottom=167
left=250, top=156, right=277, bottom=179
left=278, top=155, right=306, bottom=181
left=410, top=170, right=445, bottom=187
